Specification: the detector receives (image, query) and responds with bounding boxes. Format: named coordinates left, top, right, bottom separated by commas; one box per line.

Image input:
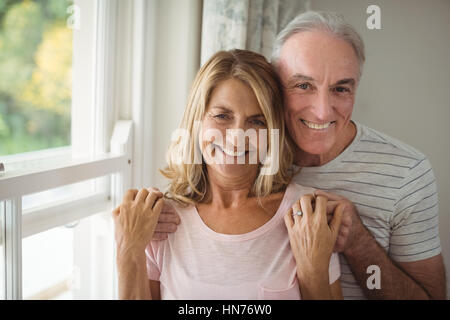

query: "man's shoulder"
left=354, top=123, right=429, bottom=168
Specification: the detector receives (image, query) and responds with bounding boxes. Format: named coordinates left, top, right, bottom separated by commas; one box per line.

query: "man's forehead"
left=278, top=31, right=359, bottom=80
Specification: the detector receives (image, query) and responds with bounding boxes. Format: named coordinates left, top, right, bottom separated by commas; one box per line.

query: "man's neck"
left=295, top=121, right=357, bottom=167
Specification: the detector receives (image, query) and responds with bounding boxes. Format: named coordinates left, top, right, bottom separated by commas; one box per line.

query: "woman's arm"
left=116, top=250, right=152, bottom=299
left=112, top=188, right=164, bottom=300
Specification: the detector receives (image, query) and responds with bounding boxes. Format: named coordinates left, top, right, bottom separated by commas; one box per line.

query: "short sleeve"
left=145, top=241, right=163, bottom=281
left=390, top=158, right=441, bottom=262
left=328, top=252, right=341, bottom=284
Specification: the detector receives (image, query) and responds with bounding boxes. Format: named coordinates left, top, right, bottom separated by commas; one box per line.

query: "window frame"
left=0, top=0, right=139, bottom=300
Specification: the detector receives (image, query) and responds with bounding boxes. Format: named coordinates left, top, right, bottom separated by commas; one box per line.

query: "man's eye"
left=334, top=86, right=350, bottom=93
left=296, top=83, right=310, bottom=90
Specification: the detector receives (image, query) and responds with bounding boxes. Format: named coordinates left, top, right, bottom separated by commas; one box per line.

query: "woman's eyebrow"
left=247, top=113, right=265, bottom=119
left=210, top=106, right=232, bottom=112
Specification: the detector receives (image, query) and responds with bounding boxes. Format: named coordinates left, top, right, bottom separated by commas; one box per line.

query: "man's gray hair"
left=271, top=11, right=366, bottom=79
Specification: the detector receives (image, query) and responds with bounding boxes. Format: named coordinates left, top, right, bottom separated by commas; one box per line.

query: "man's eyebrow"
left=290, top=73, right=315, bottom=82
left=333, top=78, right=356, bottom=87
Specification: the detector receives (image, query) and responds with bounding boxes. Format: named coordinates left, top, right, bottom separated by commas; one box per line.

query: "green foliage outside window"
left=0, top=0, right=73, bottom=156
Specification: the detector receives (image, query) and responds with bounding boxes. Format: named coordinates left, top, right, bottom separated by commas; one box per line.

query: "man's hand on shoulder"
left=148, top=187, right=180, bottom=241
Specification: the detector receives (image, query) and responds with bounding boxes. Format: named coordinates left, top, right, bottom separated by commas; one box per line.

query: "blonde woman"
left=113, top=49, right=344, bottom=300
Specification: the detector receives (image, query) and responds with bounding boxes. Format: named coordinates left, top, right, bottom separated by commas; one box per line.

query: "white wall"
left=150, top=0, right=202, bottom=189
left=311, top=0, right=450, bottom=296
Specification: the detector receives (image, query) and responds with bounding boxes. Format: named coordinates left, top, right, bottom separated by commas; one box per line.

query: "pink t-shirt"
left=145, top=183, right=341, bottom=300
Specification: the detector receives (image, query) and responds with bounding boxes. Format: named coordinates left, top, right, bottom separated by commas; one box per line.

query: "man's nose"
left=312, top=90, right=334, bottom=121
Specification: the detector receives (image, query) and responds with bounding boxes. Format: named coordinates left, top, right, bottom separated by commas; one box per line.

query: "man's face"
left=277, top=30, right=359, bottom=158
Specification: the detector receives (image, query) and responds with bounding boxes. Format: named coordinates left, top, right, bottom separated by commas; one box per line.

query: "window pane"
left=22, top=179, right=97, bottom=212
left=0, top=0, right=74, bottom=156
left=22, top=211, right=115, bottom=300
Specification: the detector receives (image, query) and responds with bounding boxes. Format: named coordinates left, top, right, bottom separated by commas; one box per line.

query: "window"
left=22, top=211, right=114, bottom=300
left=0, top=0, right=138, bottom=300
left=0, top=0, right=73, bottom=156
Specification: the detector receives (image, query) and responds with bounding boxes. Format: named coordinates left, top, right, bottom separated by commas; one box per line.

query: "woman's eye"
left=214, top=114, right=230, bottom=120
left=251, top=119, right=266, bottom=126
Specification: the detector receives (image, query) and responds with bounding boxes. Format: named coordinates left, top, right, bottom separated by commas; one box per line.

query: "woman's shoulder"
left=286, top=182, right=316, bottom=199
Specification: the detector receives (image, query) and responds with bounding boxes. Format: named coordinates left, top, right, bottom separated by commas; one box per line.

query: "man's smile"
left=300, top=119, right=336, bottom=130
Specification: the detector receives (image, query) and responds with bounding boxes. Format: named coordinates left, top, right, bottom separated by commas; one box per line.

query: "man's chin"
left=295, top=141, right=334, bottom=158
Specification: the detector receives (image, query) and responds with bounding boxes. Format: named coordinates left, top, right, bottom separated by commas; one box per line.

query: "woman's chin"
left=210, top=163, right=258, bottom=179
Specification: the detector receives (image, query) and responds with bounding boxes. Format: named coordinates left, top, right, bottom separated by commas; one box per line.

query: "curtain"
left=201, top=0, right=310, bottom=64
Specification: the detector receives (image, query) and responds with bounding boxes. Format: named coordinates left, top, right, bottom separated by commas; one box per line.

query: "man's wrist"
left=343, top=221, right=372, bottom=258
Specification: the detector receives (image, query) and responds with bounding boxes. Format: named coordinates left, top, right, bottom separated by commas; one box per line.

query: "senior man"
left=152, top=11, right=446, bottom=299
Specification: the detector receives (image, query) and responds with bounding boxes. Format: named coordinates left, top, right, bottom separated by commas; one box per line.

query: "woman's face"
left=200, top=78, right=268, bottom=179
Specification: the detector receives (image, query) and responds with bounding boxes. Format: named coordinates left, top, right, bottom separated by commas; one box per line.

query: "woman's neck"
left=205, top=167, right=258, bottom=209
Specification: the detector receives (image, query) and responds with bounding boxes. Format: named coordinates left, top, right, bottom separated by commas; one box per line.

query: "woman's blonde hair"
left=160, top=49, right=293, bottom=206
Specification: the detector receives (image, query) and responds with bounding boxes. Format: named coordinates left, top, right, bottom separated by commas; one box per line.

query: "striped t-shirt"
left=291, top=121, right=441, bottom=300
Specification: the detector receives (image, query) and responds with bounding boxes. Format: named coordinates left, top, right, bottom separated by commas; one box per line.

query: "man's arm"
left=344, top=222, right=446, bottom=299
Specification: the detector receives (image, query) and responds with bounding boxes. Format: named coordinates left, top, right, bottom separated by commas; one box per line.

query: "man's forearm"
left=116, top=249, right=152, bottom=300
left=344, top=225, right=430, bottom=299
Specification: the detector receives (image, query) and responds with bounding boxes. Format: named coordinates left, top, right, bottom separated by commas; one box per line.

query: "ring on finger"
left=292, top=210, right=303, bottom=217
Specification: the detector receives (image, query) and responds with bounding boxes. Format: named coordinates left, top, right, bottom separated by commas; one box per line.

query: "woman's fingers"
left=284, top=208, right=295, bottom=230
left=135, top=188, right=149, bottom=203
left=292, top=200, right=303, bottom=224
left=314, top=195, right=328, bottom=221
left=152, top=198, right=164, bottom=216
left=123, top=189, right=138, bottom=202
left=146, top=190, right=163, bottom=208
left=112, top=206, right=120, bottom=217
left=299, top=194, right=314, bottom=220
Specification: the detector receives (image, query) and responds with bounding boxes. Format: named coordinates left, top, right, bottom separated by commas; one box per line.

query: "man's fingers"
left=154, top=222, right=178, bottom=233
left=152, top=232, right=168, bottom=241
left=158, top=210, right=181, bottom=224
left=161, top=202, right=176, bottom=213
left=330, top=203, right=345, bottom=239
left=314, top=190, right=344, bottom=201
left=326, top=200, right=340, bottom=213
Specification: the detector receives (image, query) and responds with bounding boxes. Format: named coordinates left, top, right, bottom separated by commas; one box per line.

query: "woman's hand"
left=112, top=188, right=164, bottom=256
left=284, top=194, right=344, bottom=299
left=315, top=190, right=364, bottom=254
